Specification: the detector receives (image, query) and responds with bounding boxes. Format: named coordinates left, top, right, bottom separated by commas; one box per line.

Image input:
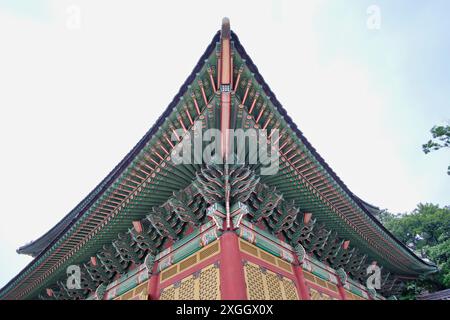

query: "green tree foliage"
left=422, top=124, right=450, bottom=175
left=379, top=203, right=450, bottom=299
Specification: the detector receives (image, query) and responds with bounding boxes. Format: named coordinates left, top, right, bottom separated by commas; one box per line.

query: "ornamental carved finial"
left=95, top=283, right=107, bottom=301
left=294, top=244, right=306, bottom=264
left=221, top=17, right=230, bottom=39
left=336, top=267, right=348, bottom=285
left=144, top=253, right=156, bottom=275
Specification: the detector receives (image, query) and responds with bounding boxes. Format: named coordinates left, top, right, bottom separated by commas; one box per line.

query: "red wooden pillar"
left=219, top=231, right=247, bottom=300
left=294, top=265, right=310, bottom=300
left=337, top=280, right=347, bottom=300
left=147, top=263, right=160, bottom=300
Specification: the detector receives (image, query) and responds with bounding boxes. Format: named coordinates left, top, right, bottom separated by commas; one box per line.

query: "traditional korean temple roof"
left=0, top=19, right=437, bottom=300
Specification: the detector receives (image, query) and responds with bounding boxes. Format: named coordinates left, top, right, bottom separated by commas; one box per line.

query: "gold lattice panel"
left=244, top=261, right=299, bottom=300
left=309, top=287, right=337, bottom=300
left=159, top=264, right=220, bottom=300
left=178, top=277, right=196, bottom=300
left=245, top=263, right=266, bottom=300
left=159, top=285, right=176, bottom=300
left=282, top=278, right=299, bottom=300
left=199, top=264, right=221, bottom=300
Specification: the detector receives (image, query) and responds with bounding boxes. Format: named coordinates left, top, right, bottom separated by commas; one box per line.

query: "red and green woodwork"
left=0, top=18, right=436, bottom=301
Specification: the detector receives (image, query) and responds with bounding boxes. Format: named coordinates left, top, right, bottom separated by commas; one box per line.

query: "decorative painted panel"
left=345, top=278, right=370, bottom=299
left=239, top=239, right=294, bottom=274
left=303, top=271, right=340, bottom=295
left=104, top=263, right=149, bottom=300
left=345, top=289, right=366, bottom=300
left=114, top=281, right=148, bottom=300
left=236, top=220, right=295, bottom=264
left=302, top=255, right=339, bottom=285
left=159, top=240, right=220, bottom=283
left=157, top=221, right=221, bottom=273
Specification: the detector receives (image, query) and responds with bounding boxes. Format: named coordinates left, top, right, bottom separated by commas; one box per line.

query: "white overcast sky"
left=0, top=0, right=448, bottom=288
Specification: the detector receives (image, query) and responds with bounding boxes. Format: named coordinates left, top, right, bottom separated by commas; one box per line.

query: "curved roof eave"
left=1, top=31, right=220, bottom=299
left=230, top=30, right=437, bottom=273
left=13, top=32, right=221, bottom=256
